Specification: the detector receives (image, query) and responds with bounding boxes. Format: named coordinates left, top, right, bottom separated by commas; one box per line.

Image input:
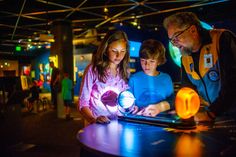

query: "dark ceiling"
left=0, top=0, right=235, bottom=55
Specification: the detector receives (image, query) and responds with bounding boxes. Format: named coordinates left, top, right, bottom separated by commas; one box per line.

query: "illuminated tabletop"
left=77, top=119, right=236, bottom=157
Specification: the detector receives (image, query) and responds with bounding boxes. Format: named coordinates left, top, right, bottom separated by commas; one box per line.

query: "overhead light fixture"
left=131, top=21, right=137, bottom=26
left=104, top=7, right=108, bottom=13
left=39, top=34, right=55, bottom=42
left=131, top=18, right=138, bottom=26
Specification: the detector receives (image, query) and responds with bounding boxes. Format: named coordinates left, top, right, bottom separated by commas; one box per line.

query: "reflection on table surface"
left=77, top=118, right=236, bottom=157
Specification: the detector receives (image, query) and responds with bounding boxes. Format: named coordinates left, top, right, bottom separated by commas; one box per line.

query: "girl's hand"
left=96, top=115, right=111, bottom=124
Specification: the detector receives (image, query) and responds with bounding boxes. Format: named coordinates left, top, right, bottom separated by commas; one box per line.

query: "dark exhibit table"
left=77, top=118, right=236, bottom=157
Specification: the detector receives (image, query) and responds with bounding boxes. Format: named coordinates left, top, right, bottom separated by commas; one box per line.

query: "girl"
left=78, top=30, right=130, bottom=124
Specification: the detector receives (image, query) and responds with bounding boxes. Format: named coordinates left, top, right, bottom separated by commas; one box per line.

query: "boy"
left=129, top=39, right=174, bottom=117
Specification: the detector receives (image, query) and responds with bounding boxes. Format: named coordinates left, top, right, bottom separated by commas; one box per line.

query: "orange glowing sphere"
left=175, top=87, right=200, bottom=119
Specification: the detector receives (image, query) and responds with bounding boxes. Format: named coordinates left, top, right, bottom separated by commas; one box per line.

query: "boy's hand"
left=131, top=105, right=139, bottom=114
left=136, top=104, right=161, bottom=117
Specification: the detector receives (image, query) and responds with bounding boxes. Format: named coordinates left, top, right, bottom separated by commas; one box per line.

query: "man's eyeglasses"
left=169, top=25, right=192, bottom=45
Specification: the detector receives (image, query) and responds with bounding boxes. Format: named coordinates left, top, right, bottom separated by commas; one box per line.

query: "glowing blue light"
left=117, top=90, right=135, bottom=114
left=169, top=21, right=213, bottom=67
left=201, top=21, right=213, bottom=30
left=129, top=41, right=141, bottom=58
left=123, top=128, right=135, bottom=151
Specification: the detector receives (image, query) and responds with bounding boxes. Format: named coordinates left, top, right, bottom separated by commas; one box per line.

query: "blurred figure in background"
left=62, top=72, right=73, bottom=120
left=26, top=80, right=40, bottom=112
left=49, top=61, right=60, bottom=109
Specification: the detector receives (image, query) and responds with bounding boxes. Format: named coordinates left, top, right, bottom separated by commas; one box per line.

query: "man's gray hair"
left=163, top=12, right=201, bottom=30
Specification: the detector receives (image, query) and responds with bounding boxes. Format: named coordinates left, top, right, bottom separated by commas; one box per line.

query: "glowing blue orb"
left=117, top=90, right=135, bottom=114
left=169, top=21, right=213, bottom=67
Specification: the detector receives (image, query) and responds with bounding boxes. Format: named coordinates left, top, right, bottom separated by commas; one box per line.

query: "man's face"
left=167, top=25, right=195, bottom=53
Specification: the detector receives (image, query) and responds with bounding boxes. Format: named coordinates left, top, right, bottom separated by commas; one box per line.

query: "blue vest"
left=182, top=29, right=224, bottom=104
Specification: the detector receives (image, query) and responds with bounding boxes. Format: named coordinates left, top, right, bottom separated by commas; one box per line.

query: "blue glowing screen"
left=129, top=41, right=141, bottom=58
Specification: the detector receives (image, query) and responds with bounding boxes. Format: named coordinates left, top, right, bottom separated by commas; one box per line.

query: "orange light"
left=175, top=87, right=200, bottom=119
left=174, top=134, right=203, bottom=157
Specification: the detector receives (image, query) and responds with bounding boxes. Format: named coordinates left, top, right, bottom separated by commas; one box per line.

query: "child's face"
left=140, top=58, right=159, bottom=76
left=107, top=39, right=127, bottom=66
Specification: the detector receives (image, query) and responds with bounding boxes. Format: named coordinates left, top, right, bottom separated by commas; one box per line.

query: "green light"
left=169, top=43, right=182, bottom=67
left=15, top=45, right=22, bottom=51
left=169, top=21, right=212, bottom=67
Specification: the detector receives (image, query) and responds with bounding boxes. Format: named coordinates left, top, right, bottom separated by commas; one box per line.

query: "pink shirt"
left=79, top=64, right=128, bottom=118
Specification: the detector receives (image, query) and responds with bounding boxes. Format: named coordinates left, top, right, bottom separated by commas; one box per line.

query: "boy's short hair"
left=139, top=39, right=166, bottom=65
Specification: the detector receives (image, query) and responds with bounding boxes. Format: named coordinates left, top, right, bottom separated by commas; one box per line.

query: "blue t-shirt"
left=128, top=71, right=174, bottom=108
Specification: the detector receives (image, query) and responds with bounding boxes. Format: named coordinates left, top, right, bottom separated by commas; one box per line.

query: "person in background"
left=78, top=30, right=130, bottom=125
left=163, top=12, right=236, bottom=121
left=49, top=61, right=60, bottom=109
left=27, top=80, right=40, bottom=112
left=62, top=72, right=73, bottom=120
left=129, top=39, right=174, bottom=117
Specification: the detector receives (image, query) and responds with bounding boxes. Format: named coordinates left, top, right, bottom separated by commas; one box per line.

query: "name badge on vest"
left=204, top=54, right=213, bottom=68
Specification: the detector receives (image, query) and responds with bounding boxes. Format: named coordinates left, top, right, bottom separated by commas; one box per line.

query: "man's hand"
left=194, top=111, right=215, bottom=122
left=200, top=97, right=210, bottom=106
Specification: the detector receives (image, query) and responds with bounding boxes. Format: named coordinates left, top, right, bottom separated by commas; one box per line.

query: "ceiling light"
left=15, top=45, right=22, bottom=52
left=104, top=7, right=108, bottom=13
left=131, top=21, right=137, bottom=26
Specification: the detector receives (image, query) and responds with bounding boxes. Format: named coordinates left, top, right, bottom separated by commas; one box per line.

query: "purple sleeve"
left=78, top=65, right=95, bottom=110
